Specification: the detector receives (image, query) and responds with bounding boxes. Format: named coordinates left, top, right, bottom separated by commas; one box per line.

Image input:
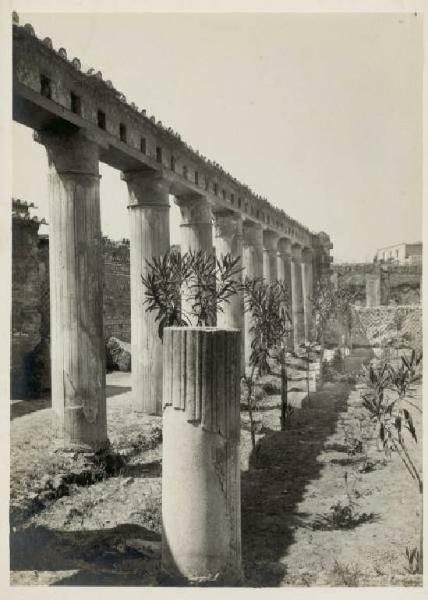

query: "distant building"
left=375, top=242, right=422, bottom=265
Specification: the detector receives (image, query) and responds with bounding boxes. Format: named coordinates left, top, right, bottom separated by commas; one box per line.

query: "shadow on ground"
left=241, top=381, right=354, bottom=586
left=106, top=385, right=132, bottom=399
left=10, top=397, right=51, bottom=420
left=10, top=523, right=162, bottom=586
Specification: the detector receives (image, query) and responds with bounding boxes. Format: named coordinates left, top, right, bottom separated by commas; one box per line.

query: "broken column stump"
left=161, top=326, right=242, bottom=585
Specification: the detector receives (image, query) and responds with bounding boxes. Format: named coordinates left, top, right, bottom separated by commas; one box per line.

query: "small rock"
left=121, top=477, right=134, bottom=486
left=126, top=539, right=161, bottom=557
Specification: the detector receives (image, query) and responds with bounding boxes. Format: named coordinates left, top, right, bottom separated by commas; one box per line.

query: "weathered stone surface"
left=162, top=327, right=242, bottom=584
left=106, top=337, right=131, bottom=372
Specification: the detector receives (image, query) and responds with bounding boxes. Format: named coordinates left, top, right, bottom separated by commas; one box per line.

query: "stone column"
left=263, top=230, right=279, bottom=282
left=242, top=222, right=264, bottom=367
left=175, top=194, right=213, bottom=253
left=38, top=131, right=107, bottom=451
left=278, top=238, right=293, bottom=348
left=175, top=194, right=213, bottom=324
left=162, top=327, right=242, bottom=584
left=291, top=244, right=305, bottom=349
left=214, top=211, right=245, bottom=371
left=123, top=171, right=170, bottom=415
left=302, top=248, right=314, bottom=343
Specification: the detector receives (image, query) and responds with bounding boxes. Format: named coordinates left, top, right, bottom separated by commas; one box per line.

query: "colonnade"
left=40, top=130, right=315, bottom=450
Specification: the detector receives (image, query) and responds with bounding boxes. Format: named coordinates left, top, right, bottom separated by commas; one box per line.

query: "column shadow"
left=241, top=381, right=353, bottom=586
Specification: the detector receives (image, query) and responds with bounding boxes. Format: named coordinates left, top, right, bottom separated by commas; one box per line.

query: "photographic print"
left=8, top=5, right=423, bottom=588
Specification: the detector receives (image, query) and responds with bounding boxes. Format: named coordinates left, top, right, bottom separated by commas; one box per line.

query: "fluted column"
left=38, top=130, right=107, bottom=450
left=123, top=171, right=170, bottom=415
left=302, top=247, right=314, bottom=343
left=175, top=194, right=213, bottom=324
left=263, top=230, right=279, bottom=282
left=291, top=244, right=305, bottom=349
left=162, top=327, right=242, bottom=584
left=278, top=238, right=293, bottom=348
left=214, top=211, right=245, bottom=371
left=242, top=222, right=264, bottom=367
left=175, top=194, right=213, bottom=253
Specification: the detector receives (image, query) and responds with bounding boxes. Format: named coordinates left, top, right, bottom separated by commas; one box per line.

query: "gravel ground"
left=10, top=367, right=422, bottom=586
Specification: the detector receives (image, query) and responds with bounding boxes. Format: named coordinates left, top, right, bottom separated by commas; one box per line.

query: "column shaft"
left=42, top=131, right=107, bottom=450
left=263, top=231, right=279, bottom=282
left=291, top=246, right=305, bottom=350
left=302, top=249, right=314, bottom=343
left=124, top=171, right=170, bottom=415
left=162, top=327, right=242, bottom=584
left=214, top=212, right=245, bottom=371
left=278, top=238, right=293, bottom=348
left=242, top=222, right=264, bottom=367
left=176, top=195, right=214, bottom=325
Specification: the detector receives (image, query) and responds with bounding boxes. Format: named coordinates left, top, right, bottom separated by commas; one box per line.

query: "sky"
left=12, top=12, right=423, bottom=263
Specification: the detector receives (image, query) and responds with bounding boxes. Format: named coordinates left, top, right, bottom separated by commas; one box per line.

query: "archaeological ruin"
left=10, top=11, right=423, bottom=588
left=12, top=15, right=333, bottom=449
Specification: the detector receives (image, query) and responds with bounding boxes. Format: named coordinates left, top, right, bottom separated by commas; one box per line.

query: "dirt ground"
left=10, top=364, right=422, bottom=587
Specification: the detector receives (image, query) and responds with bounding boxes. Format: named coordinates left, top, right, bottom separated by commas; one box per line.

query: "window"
left=156, top=146, right=162, bottom=163
left=97, top=110, right=106, bottom=130
left=214, top=183, right=218, bottom=195
left=222, top=189, right=226, bottom=200
left=170, top=155, right=175, bottom=171
left=119, top=123, right=127, bottom=142
left=231, top=193, right=235, bottom=204
left=195, top=171, right=199, bottom=185
left=70, top=92, right=81, bottom=115
left=183, top=165, right=188, bottom=179
left=238, top=197, right=242, bottom=208
left=40, top=74, right=51, bottom=99
left=140, top=137, right=146, bottom=153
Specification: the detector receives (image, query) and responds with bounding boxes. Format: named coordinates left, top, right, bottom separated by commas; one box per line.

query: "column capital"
left=291, top=243, right=303, bottom=261
left=278, top=237, right=292, bottom=256
left=242, top=221, right=263, bottom=248
left=263, top=229, right=280, bottom=253
left=34, top=130, right=100, bottom=176
left=302, top=247, right=313, bottom=263
left=175, top=194, right=213, bottom=225
left=213, top=210, right=243, bottom=242
left=122, top=170, right=170, bottom=208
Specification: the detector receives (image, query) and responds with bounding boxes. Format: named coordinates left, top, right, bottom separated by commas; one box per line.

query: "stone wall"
left=11, top=212, right=43, bottom=397
left=331, top=263, right=421, bottom=306
left=325, top=305, right=422, bottom=351
left=102, top=238, right=131, bottom=342
left=11, top=214, right=131, bottom=397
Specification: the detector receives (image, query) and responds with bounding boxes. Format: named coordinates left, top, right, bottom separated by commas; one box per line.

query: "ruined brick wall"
left=331, top=263, right=421, bottom=306
left=11, top=215, right=42, bottom=397
left=11, top=223, right=131, bottom=397
left=351, top=306, right=422, bottom=351
left=102, top=238, right=131, bottom=342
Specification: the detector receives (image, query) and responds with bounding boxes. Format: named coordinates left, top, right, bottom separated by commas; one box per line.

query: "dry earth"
left=10, top=362, right=422, bottom=586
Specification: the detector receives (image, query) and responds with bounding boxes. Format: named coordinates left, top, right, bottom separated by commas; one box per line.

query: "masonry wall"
left=11, top=218, right=42, bottom=397
left=331, top=263, right=421, bottom=306
left=11, top=226, right=131, bottom=398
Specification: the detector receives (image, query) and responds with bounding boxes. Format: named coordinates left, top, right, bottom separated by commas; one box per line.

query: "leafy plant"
left=187, top=250, right=242, bottom=326
left=405, top=546, right=422, bottom=575
left=359, top=351, right=423, bottom=572
left=241, top=278, right=292, bottom=446
left=141, top=251, right=193, bottom=339
left=141, top=249, right=242, bottom=338
left=311, top=278, right=336, bottom=383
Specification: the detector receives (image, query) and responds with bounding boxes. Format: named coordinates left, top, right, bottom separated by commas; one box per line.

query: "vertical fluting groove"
left=186, top=329, right=195, bottom=419
left=196, top=330, right=202, bottom=422
left=45, top=136, right=106, bottom=449
left=181, top=328, right=187, bottom=410
left=163, top=328, right=241, bottom=437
